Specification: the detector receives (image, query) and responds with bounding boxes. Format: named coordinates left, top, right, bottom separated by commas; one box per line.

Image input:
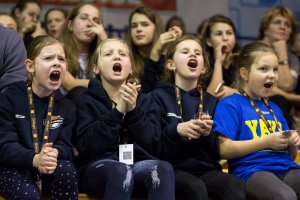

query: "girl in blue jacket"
left=147, top=35, right=246, bottom=200
left=0, top=36, right=78, bottom=199
left=74, top=38, right=175, bottom=200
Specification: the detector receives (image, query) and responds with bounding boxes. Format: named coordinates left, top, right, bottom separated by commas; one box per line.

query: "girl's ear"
left=240, top=67, right=249, bottom=81
left=206, top=38, right=213, bottom=47
left=25, top=59, right=34, bottom=73
left=67, top=20, right=73, bottom=31
left=166, top=59, right=176, bottom=71
left=93, top=64, right=100, bottom=75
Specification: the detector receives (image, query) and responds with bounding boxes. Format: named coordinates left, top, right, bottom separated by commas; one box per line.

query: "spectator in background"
left=258, top=6, right=299, bottom=128
left=45, top=7, right=68, bottom=39
left=11, top=0, right=46, bottom=48
left=127, top=6, right=182, bottom=92
left=202, top=15, right=239, bottom=99
left=60, top=3, right=107, bottom=100
left=0, top=12, right=17, bottom=31
left=165, top=15, right=185, bottom=34
left=0, top=26, right=27, bottom=92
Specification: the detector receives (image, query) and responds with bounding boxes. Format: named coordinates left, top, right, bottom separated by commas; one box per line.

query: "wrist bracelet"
left=278, top=60, right=288, bottom=65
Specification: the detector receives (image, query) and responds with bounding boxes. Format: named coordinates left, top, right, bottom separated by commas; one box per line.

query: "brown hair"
left=45, top=7, right=68, bottom=25
left=202, top=14, right=237, bottom=52
left=60, top=3, right=100, bottom=76
left=258, top=6, right=297, bottom=42
left=161, top=35, right=210, bottom=86
left=236, top=41, right=275, bottom=87
left=27, top=35, right=64, bottom=81
left=127, top=6, right=163, bottom=78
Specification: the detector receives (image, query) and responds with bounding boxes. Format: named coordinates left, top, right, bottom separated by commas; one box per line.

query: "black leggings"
left=0, top=160, right=78, bottom=200
left=175, top=169, right=246, bottom=200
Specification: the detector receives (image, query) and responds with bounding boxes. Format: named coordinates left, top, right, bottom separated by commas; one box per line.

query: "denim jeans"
left=80, top=159, right=175, bottom=200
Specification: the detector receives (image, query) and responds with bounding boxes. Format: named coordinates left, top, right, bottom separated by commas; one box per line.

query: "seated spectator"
left=11, top=0, right=46, bottom=48
left=45, top=7, right=68, bottom=39
left=0, top=35, right=78, bottom=199
left=0, top=12, right=17, bottom=31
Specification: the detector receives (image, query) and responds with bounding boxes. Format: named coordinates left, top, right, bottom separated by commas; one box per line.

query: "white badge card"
left=119, top=144, right=134, bottom=165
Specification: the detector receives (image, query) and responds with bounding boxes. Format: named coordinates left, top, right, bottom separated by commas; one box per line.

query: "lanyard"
left=175, top=84, right=203, bottom=121
left=239, top=88, right=281, bottom=133
left=27, top=84, right=54, bottom=153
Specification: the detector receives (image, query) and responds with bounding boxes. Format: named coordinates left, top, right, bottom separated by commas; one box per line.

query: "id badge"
left=119, top=144, right=134, bottom=165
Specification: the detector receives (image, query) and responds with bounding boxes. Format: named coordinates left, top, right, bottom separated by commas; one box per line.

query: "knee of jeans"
left=114, top=164, right=133, bottom=190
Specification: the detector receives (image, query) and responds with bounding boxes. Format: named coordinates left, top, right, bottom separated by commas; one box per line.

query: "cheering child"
left=0, top=35, right=78, bottom=199
left=214, top=41, right=300, bottom=199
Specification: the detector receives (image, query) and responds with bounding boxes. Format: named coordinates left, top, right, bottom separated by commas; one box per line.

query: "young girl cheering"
left=214, top=41, right=300, bottom=199
left=147, top=35, right=245, bottom=200
left=0, top=36, right=78, bottom=199
left=74, top=38, right=175, bottom=200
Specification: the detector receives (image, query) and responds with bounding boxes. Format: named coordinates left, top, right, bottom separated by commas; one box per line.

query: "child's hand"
left=150, top=26, right=182, bottom=60
left=33, top=143, right=58, bottom=174
left=265, top=131, right=289, bottom=150
left=200, top=114, right=213, bottom=137
left=177, top=119, right=202, bottom=139
left=288, top=131, right=300, bottom=147
left=120, top=82, right=140, bottom=112
left=215, top=86, right=237, bottom=99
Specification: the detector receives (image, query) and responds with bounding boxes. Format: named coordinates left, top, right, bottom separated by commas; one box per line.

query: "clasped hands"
left=32, top=143, right=58, bottom=174
left=177, top=113, right=213, bottom=140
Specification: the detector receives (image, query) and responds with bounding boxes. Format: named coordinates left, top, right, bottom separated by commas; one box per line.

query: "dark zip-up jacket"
left=0, top=81, right=76, bottom=169
left=147, top=81, right=221, bottom=175
left=74, top=80, right=160, bottom=169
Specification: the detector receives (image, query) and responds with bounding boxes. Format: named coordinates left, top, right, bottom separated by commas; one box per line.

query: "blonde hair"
left=87, top=38, right=139, bottom=82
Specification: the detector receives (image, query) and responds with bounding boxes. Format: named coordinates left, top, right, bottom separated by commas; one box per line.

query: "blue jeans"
left=80, top=159, right=175, bottom=200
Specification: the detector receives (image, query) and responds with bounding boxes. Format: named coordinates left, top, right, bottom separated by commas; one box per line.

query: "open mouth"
left=264, top=82, right=273, bottom=88
left=49, top=71, right=60, bottom=82
left=113, top=63, right=122, bottom=72
left=222, top=45, right=228, bottom=53
left=187, top=59, right=198, bottom=68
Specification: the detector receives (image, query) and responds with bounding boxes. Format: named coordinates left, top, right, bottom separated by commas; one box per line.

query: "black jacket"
left=147, top=81, right=221, bottom=175
left=74, top=80, right=160, bottom=169
left=0, top=81, right=76, bottom=169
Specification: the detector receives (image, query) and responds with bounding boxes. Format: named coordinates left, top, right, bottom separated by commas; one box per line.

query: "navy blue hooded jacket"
left=147, top=81, right=221, bottom=175
left=0, top=81, right=76, bottom=169
left=75, top=80, right=161, bottom=168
